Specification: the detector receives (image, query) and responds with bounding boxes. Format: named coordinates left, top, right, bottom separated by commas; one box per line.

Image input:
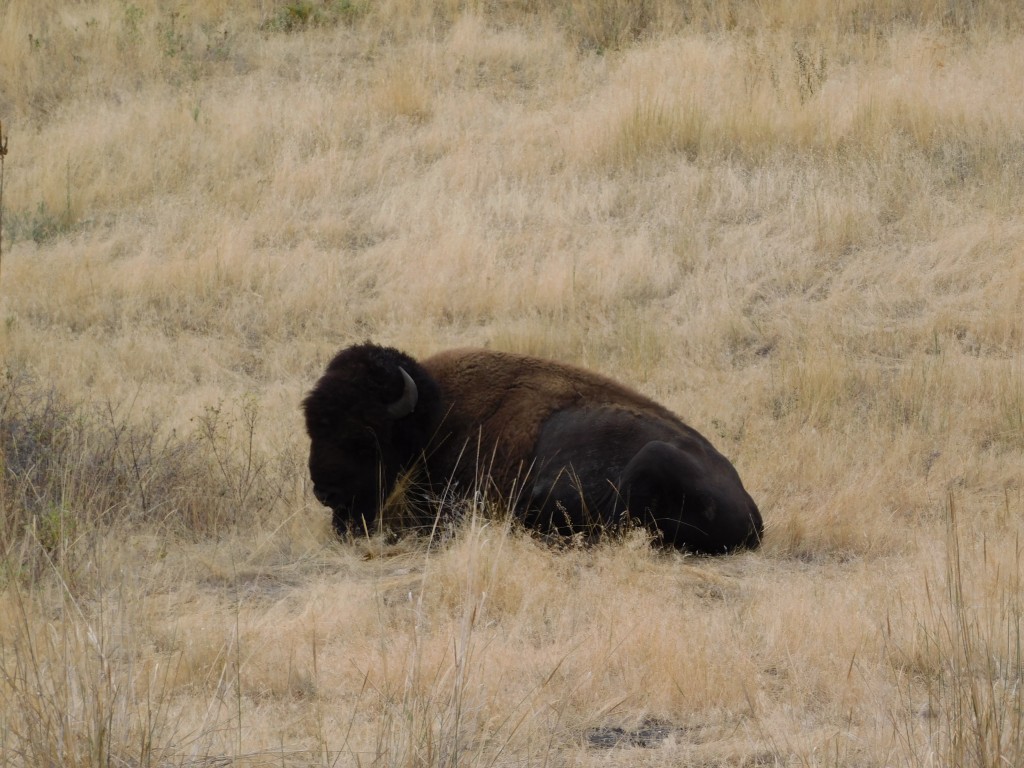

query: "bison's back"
left=420, top=349, right=698, bottom=492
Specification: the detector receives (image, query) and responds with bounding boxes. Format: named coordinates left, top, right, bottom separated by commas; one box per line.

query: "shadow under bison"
left=303, top=343, right=762, bottom=554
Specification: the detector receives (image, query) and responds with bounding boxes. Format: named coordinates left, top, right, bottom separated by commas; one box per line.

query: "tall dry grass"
left=1, top=0, right=1023, bottom=765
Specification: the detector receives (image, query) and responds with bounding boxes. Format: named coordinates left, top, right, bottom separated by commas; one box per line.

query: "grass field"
left=1, top=1, right=1023, bottom=765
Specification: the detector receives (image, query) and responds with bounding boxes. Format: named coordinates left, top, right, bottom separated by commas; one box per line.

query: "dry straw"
left=0, top=119, right=7, bottom=289
left=2, top=2, right=1023, bottom=764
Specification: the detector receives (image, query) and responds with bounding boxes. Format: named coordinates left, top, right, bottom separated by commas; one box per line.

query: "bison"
left=303, top=343, right=763, bottom=554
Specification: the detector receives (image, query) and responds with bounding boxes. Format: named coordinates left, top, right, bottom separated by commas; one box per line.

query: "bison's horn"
left=387, top=367, right=418, bottom=418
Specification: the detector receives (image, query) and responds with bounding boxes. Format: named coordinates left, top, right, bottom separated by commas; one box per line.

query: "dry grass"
left=1, top=0, right=1023, bottom=765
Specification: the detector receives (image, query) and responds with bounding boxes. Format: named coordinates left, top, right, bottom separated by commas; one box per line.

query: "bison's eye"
left=308, top=418, right=334, bottom=439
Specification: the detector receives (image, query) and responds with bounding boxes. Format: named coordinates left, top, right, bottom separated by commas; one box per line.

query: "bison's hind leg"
left=620, top=441, right=756, bottom=554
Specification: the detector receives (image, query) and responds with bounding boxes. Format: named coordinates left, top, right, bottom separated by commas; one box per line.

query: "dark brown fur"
left=304, top=344, right=763, bottom=553
left=420, top=348, right=687, bottom=485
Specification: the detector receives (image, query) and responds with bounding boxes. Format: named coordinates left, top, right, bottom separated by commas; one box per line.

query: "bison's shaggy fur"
left=304, top=343, right=763, bottom=554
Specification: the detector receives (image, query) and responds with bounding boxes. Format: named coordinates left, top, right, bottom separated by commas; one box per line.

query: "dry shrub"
left=0, top=367, right=289, bottom=586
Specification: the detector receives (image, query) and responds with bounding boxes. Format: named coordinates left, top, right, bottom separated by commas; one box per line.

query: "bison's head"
left=303, top=344, right=434, bottom=537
